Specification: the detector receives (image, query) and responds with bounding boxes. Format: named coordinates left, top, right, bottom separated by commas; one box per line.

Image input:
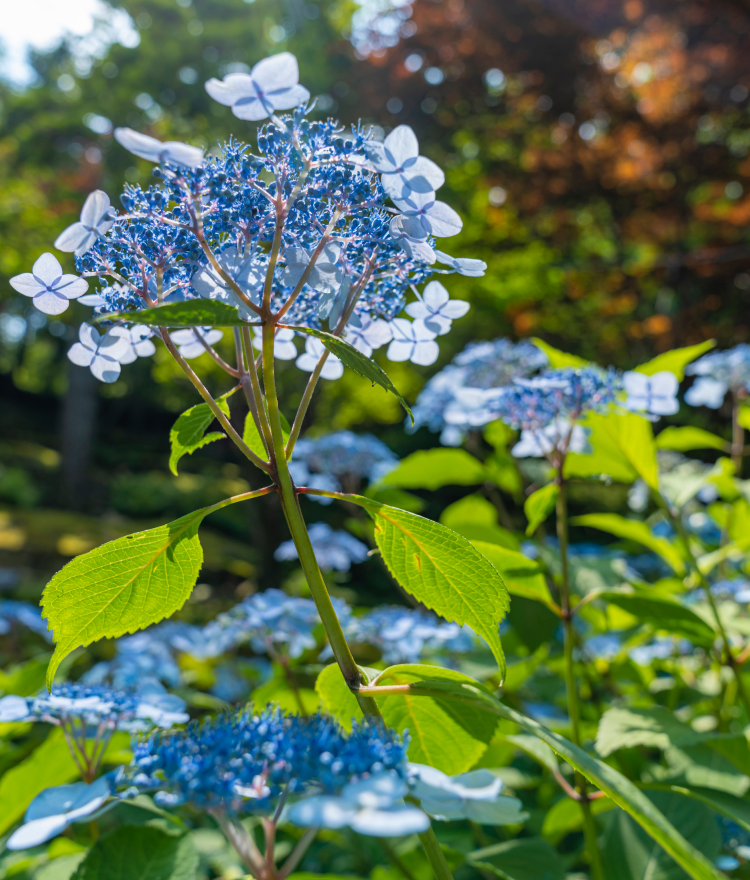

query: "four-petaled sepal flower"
left=10, top=253, right=88, bottom=315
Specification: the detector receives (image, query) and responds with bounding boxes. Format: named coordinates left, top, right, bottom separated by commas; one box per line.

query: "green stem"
left=261, top=324, right=454, bottom=880
left=285, top=350, right=330, bottom=458
left=556, top=477, right=605, bottom=880
left=655, top=491, right=750, bottom=719
left=732, top=392, right=745, bottom=475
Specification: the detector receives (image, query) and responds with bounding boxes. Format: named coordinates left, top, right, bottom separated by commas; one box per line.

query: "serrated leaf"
left=530, top=338, right=588, bottom=368
left=646, top=784, right=750, bottom=834
left=523, top=483, right=558, bottom=536
left=602, top=791, right=720, bottom=880
left=635, top=341, right=715, bottom=380
left=565, top=412, right=659, bottom=489
left=344, top=495, right=510, bottom=674
left=288, top=326, right=413, bottom=423
left=471, top=541, right=554, bottom=608
left=376, top=448, right=487, bottom=490
left=664, top=744, right=750, bottom=796
left=316, top=663, right=498, bottom=774
left=596, top=707, right=709, bottom=757
left=43, top=508, right=212, bottom=689
left=468, top=837, right=566, bottom=880
left=655, top=426, right=728, bottom=453
left=72, top=826, right=198, bottom=880
left=600, top=591, right=715, bottom=645
left=572, top=513, right=687, bottom=575
left=169, top=388, right=235, bottom=476
left=242, top=398, right=290, bottom=460
left=103, top=300, right=254, bottom=327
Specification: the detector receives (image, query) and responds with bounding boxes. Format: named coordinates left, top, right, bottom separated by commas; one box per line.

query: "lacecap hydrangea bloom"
left=684, top=345, right=750, bottom=409
left=275, top=522, right=370, bottom=571
left=10, top=51, right=479, bottom=384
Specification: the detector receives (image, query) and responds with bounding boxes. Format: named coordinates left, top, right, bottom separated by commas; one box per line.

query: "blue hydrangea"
left=685, top=345, right=750, bottom=409
left=131, top=705, right=408, bottom=815
left=275, top=523, right=369, bottom=571
left=410, top=338, right=548, bottom=444
left=0, top=599, right=53, bottom=641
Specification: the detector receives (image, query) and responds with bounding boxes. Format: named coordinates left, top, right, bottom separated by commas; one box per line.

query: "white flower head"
left=67, top=323, right=130, bottom=382
left=114, top=128, right=204, bottom=169
left=393, top=192, right=463, bottom=238
left=170, top=327, right=223, bottom=359
left=205, top=52, right=310, bottom=121
left=296, top=336, right=343, bottom=379
left=10, top=253, right=88, bottom=316
left=405, top=280, right=469, bottom=335
left=684, top=376, right=727, bottom=409
left=117, top=326, right=157, bottom=365
left=192, top=245, right=264, bottom=318
left=54, top=190, right=116, bottom=257
left=623, top=370, right=679, bottom=416
left=434, top=249, right=487, bottom=277
left=252, top=327, right=297, bottom=360
left=387, top=318, right=439, bottom=366
left=344, top=314, right=392, bottom=357
left=365, top=125, right=445, bottom=200
left=512, top=418, right=592, bottom=458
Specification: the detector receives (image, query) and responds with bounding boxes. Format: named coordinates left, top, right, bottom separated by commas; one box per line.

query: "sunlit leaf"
left=523, top=483, right=558, bottom=536
left=169, top=388, right=236, bottom=476
left=655, top=426, right=728, bottom=453
left=376, top=447, right=487, bottom=490
left=635, top=341, right=715, bottom=380
left=471, top=541, right=555, bottom=609
left=600, top=591, right=715, bottom=645
left=530, top=338, right=588, bottom=368
left=572, top=513, right=686, bottom=575
left=104, top=300, right=254, bottom=327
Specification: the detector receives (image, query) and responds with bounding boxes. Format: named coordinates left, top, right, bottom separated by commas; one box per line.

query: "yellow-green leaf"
left=471, top=542, right=555, bottom=609
left=530, top=338, right=588, bottom=368
left=524, top=483, right=559, bottom=536
left=168, top=389, right=235, bottom=476
left=655, top=426, right=728, bottom=453
left=376, top=447, right=487, bottom=490
left=635, top=341, right=715, bottom=380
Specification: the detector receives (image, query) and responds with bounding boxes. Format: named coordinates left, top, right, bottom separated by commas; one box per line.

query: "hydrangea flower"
left=685, top=345, right=750, bottom=409
left=290, top=430, right=398, bottom=495
left=511, top=418, right=592, bottom=458
left=364, top=125, right=444, bottom=200
left=407, top=765, right=527, bottom=824
left=7, top=773, right=119, bottom=850
left=288, top=770, right=429, bottom=836
left=205, top=52, right=310, bottom=121
left=170, top=327, right=223, bottom=359
left=434, top=250, right=487, bottom=277
left=345, top=606, right=475, bottom=664
left=114, top=127, right=204, bottom=168
left=393, top=191, right=463, bottom=238
left=10, top=253, right=88, bottom=315
left=192, top=245, right=265, bottom=317
left=623, top=371, right=679, bottom=416
left=411, top=338, right=547, bottom=442
left=82, top=630, right=183, bottom=689
left=387, top=318, right=439, bottom=366
left=251, top=326, right=298, bottom=360
left=344, top=315, right=393, bottom=356
left=297, top=336, right=343, bottom=378
left=0, top=599, right=53, bottom=641
left=275, top=523, right=369, bottom=571
left=54, top=190, right=115, bottom=256
left=404, top=280, right=469, bottom=336
left=117, top=326, right=157, bottom=363
left=131, top=706, right=408, bottom=814
left=67, top=323, right=130, bottom=382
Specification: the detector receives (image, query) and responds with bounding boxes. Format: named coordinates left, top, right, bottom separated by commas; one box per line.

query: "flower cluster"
left=131, top=705, right=408, bottom=814
left=0, top=599, right=53, bottom=641
left=344, top=606, right=476, bottom=664
left=0, top=682, right=188, bottom=731
left=289, top=430, right=398, bottom=501
left=10, top=52, right=478, bottom=384
left=410, top=338, right=548, bottom=444
left=685, top=345, right=750, bottom=409
left=275, top=522, right=370, bottom=571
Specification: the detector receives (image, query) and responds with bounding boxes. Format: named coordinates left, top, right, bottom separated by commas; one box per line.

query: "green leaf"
left=36, top=853, right=87, bottom=880
left=168, top=388, right=235, bottom=476
left=72, top=826, right=198, bottom=880
left=565, top=412, right=659, bottom=489
left=738, top=404, right=750, bottom=431
left=43, top=508, right=212, bottom=689
left=242, top=398, right=290, bottom=460
left=505, top=733, right=559, bottom=773
left=530, top=338, right=588, bottom=368
left=441, top=495, right=520, bottom=550
left=471, top=541, right=555, bottom=608
left=346, top=495, right=510, bottom=673
left=571, top=513, right=687, bottom=575
left=288, top=326, right=413, bottom=423
left=468, top=838, right=566, bottom=880
left=635, top=341, right=715, bottom=380
left=104, top=300, right=253, bottom=327
left=376, top=448, right=487, bottom=490
left=663, top=744, right=749, bottom=796
left=596, top=707, right=708, bottom=757
left=320, top=663, right=500, bottom=775
left=0, top=728, right=79, bottom=835
left=600, top=591, right=716, bottom=645
left=645, top=784, right=750, bottom=834
left=601, top=790, right=720, bottom=880
left=541, top=795, right=615, bottom=844
left=378, top=673, right=728, bottom=880
left=655, top=426, right=728, bottom=453
left=523, top=483, right=559, bottom=536
left=251, top=675, right=320, bottom=715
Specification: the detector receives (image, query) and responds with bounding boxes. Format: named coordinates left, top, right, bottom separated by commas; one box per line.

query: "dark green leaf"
left=169, top=388, right=236, bottom=476
left=596, top=707, right=709, bottom=757
left=72, top=826, right=198, bottom=880
left=469, top=837, right=566, bottom=880
left=572, top=513, right=686, bottom=575
left=523, top=483, right=559, bottom=536
left=644, top=784, right=750, bottom=834
left=103, top=300, right=254, bottom=327
left=600, top=591, right=716, bottom=645
left=287, top=326, right=413, bottom=423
